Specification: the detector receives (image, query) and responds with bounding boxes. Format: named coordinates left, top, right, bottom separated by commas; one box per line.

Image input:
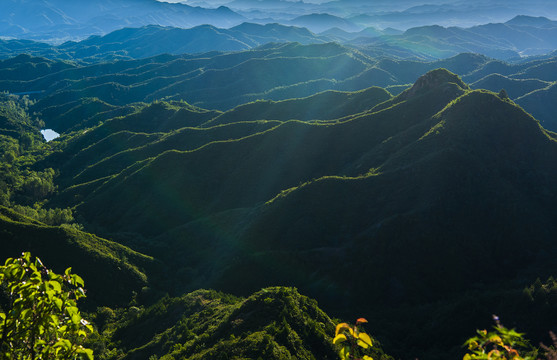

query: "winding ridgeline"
left=1, top=42, right=557, bottom=359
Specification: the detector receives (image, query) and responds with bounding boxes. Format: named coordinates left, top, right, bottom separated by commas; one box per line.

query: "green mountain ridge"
left=2, top=45, right=557, bottom=132
left=69, top=73, right=463, bottom=237
left=202, top=86, right=392, bottom=126
left=470, top=73, right=551, bottom=99
left=91, top=286, right=395, bottom=360
left=37, top=69, right=556, bottom=359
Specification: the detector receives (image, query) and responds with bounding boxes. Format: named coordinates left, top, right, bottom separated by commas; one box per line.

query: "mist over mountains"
left=4, top=0, right=557, bottom=43
left=0, top=0, right=245, bottom=42
left=2, top=14, right=557, bottom=65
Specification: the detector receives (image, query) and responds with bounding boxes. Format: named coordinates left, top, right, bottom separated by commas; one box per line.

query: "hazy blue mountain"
left=344, top=0, right=557, bottom=30
left=2, top=0, right=557, bottom=45
left=354, top=16, right=557, bottom=60
left=289, top=13, right=361, bottom=32
left=0, top=23, right=327, bottom=62
left=506, top=15, right=557, bottom=27
left=231, top=22, right=325, bottom=43
left=319, top=26, right=387, bottom=41
left=0, top=0, right=245, bottom=42
left=2, top=15, right=557, bottom=62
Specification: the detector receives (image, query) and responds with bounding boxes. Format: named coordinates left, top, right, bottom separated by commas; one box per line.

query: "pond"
left=40, top=129, right=60, bottom=142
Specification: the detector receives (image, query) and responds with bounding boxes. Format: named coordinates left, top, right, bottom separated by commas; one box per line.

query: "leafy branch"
left=333, top=318, right=374, bottom=360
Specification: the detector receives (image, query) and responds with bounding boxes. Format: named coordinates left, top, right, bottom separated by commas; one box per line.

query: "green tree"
left=0, top=252, right=94, bottom=359
left=19, top=169, right=56, bottom=202
left=19, top=133, right=34, bottom=151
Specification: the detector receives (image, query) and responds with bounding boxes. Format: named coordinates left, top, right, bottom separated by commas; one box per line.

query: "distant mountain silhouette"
left=0, top=0, right=245, bottom=42
left=290, top=13, right=361, bottom=33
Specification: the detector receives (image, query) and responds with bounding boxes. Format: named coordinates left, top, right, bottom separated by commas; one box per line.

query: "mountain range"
left=0, top=23, right=328, bottom=62
left=1, top=67, right=552, bottom=359
left=3, top=0, right=557, bottom=44
left=0, top=0, right=245, bottom=42
left=2, top=15, right=557, bottom=65
left=1, top=42, right=556, bottom=132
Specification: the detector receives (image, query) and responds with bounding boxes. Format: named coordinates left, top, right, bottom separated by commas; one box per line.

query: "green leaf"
left=21, top=309, right=32, bottom=320
left=71, top=312, right=81, bottom=325
left=71, top=274, right=84, bottom=287
left=48, top=280, right=62, bottom=293
left=54, top=339, right=72, bottom=351
left=78, top=348, right=94, bottom=360
left=54, top=297, right=63, bottom=311
left=339, top=346, right=350, bottom=360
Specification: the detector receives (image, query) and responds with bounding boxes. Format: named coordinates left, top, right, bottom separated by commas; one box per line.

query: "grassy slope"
left=0, top=206, right=157, bottom=307
left=73, top=71, right=464, bottom=238
left=203, top=86, right=392, bottom=127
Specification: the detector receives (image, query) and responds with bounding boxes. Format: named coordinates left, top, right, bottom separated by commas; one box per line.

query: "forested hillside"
left=2, top=60, right=556, bottom=358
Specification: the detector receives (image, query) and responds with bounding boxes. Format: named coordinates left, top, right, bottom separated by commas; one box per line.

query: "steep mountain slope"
left=43, top=85, right=392, bottom=198
left=203, top=86, right=392, bottom=126
left=66, top=70, right=464, bottom=237
left=217, top=84, right=557, bottom=358
left=0, top=206, right=156, bottom=307
left=516, top=82, right=557, bottom=131
left=38, top=69, right=557, bottom=359
left=92, top=287, right=365, bottom=360
left=0, top=63, right=555, bottom=359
